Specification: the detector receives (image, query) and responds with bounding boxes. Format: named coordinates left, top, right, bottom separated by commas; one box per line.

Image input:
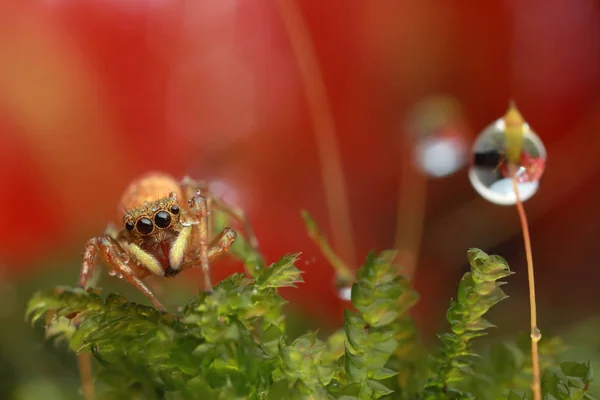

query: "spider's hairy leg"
left=79, top=236, right=106, bottom=288
left=78, top=236, right=166, bottom=311
left=126, top=274, right=166, bottom=312
left=77, top=237, right=104, bottom=400
left=181, top=176, right=261, bottom=257
left=180, top=176, right=211, bottom=239
left=188, top=190, right=212, bottom=291
left=212, top=196, right=261, bottom=254
left=208, top=227, right=237, bottom=258
left=180, top=227, right=237, bottom=270
left=179, top=177, right=216, bottom=242
left=180, top=176, right=208, bottom=204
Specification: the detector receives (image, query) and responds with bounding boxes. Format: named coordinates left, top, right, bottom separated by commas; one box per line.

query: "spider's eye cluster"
left=125, top=205, right=179, bottom=235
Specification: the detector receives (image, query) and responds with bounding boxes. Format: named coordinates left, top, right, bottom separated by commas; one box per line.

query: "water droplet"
left=117, top=273, right=124, bottom=279
left=108, top=270, right=117, bottom=276
left=407, top=95, right=470, bottom=178
left=415, top=135, right=468, bottom=178
left=469, top=104, right=546, bottom=205
left=531, top=327, right=542, bottom=342
left=337, top=286, right=352, bottom=302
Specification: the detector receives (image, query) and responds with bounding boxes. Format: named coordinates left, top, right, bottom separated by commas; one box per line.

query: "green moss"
left=25, top=215, right=596, bottom=399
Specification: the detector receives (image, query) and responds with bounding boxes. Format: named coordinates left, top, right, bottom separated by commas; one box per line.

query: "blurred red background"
left=1, top=0, right=599, bottom=333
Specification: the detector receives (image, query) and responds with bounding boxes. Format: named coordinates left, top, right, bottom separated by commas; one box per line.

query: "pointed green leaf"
left=255, top=253, right=303, bottom=290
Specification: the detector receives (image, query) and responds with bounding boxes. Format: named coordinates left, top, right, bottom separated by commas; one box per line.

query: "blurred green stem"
left=301, top=210, right=354, bottom=286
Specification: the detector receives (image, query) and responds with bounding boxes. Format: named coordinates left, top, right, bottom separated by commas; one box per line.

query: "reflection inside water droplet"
left=469, top=116, right=547, bottom=205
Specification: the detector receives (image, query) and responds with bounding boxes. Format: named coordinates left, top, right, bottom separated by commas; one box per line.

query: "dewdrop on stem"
left=469, top=103, right=547, bottom=205
left=337, top=285, right=353, bottom=302
left=531, top=326, right=542, bottom=342
left=407, top=95, right=470, bottom=178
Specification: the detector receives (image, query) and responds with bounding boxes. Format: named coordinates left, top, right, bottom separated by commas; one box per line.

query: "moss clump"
left=26, top=214, right=596, bottom=399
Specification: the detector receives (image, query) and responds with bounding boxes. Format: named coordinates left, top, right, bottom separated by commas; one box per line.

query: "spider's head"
left=122, top=194, right=182, bottom=237
left=118, top=173, right=185, bottom=237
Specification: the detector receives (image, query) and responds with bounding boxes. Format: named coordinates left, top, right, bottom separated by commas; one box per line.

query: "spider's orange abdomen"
left=118, top=173, right=183, bottom=215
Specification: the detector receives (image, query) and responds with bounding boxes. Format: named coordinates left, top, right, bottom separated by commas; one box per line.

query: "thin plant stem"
left=301, top=210, right=354, bottom=286
left=511, top=173, right=542, bottom=400
left=276, top=0, right=356, bottom=269
left=77, top=352, right=94, bottom=400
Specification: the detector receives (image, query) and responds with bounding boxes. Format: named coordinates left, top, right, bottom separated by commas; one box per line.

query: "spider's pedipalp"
left=168, top=223, right=192, bottom=271
left=126, top=243, right=165, bottom=277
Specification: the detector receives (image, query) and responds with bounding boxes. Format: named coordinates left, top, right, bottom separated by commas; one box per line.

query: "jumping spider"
left=78, top=173, right=259, bottom=312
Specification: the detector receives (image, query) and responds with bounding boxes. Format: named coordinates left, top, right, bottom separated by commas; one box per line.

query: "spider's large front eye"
left=125, top=221, right=134, bottom=231
left=154, top=211, right=171, bottom=228
left=136, top=218, right=154, bottom=235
